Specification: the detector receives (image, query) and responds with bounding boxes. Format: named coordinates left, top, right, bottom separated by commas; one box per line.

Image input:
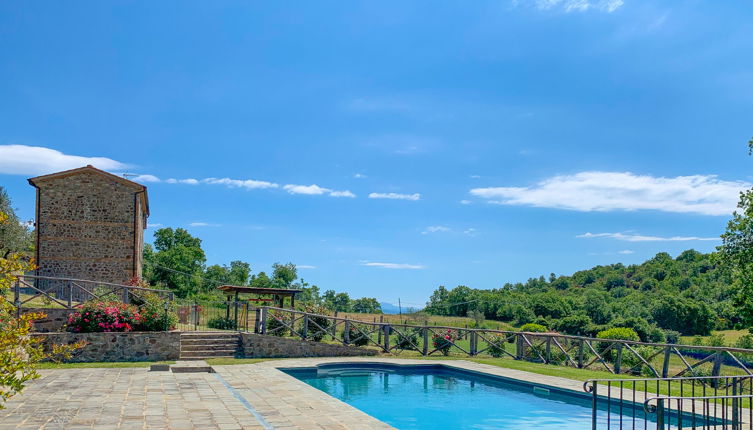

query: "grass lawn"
left=680, top=329, right=751, bottom=346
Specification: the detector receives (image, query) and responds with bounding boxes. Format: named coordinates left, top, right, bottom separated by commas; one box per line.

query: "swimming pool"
left=282, top=362, right=709, bottom=429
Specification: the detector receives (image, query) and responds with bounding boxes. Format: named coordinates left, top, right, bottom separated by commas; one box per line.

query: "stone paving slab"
left=0, top=368, right=266, bottom=430
left=3, top=357, right=749, bottom=429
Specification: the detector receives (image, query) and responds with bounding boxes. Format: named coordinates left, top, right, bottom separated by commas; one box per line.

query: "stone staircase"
left=179, top=332, right=241, bottom=360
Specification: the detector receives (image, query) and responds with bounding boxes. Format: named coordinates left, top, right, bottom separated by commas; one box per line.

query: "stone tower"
left=28, top=165, right=150, bottom=284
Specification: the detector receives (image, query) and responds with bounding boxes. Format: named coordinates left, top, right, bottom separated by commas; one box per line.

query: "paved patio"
left=2, top=357, right=747, bottom=429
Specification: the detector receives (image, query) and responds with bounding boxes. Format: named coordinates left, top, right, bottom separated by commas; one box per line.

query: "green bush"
left=520, top=323, right=548, bottom=333
left=596, top=327, right=640, bottom=342
left=553, top=314, right=592, bottom=336
left=393, top=327, right=421, bottom=350
left=207, top=316, right=237, bottom=330
left=342, top=323, right=370, bottom=346
left=265, top=310, right=291, bottom=337
left=735, top=334, right=753, bottom=350
left=130, top=291, right=178, bottom=331
left=664, top=330, right=681, bottom=344
left=705, top=333, right=726, bottom=347
left=300, top=305, right=332, bottom=342
left=486, top=334, right=509, bottom=357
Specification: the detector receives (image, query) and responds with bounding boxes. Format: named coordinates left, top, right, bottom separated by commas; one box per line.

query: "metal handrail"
left=20, top=274, right=173, bottom=293
left=644, top=394, right=752, bottom=413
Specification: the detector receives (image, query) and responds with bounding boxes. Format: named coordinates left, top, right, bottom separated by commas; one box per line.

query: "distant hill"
left=380, top=301, right=423, bottom=314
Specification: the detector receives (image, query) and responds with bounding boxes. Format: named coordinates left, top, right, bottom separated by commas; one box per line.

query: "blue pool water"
left=283, top=363, right=706, bottom=429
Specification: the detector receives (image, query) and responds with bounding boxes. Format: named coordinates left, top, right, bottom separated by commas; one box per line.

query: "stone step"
left=180, top=344, right=239, bottom=352
left=179, top=349, right=238, bottom=358
left=181, top=338, right=240, bottom=346
left=180, top=332, right=239, bottom=338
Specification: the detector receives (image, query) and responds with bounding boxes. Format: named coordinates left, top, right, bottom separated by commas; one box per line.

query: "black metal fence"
left=10, top=274, right=173, bottom=316
left=175, top=301, right=255, bottom=332
left=256, top=306, right=753, bottom=379
left=584, top=375, right=753, bottom=429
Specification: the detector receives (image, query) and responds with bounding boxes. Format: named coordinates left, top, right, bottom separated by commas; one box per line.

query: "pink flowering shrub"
left=432, top=329, right=458, bottom=356
left=66, top=301, right=141, bottom=333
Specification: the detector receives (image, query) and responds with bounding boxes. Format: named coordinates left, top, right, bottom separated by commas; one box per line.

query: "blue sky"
left=1, top=1, right=752, bottom=307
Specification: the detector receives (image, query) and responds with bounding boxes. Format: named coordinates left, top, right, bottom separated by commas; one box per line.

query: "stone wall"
left=35, top=331, right=180, bottom=362
left=241, top=333, right=378, bottom=358
left=23, top=308, right=72, bottom=332
left=32, top=169, right=146, bottom=284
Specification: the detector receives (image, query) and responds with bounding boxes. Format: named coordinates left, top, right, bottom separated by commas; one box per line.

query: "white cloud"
left=189, top=222, right=221, bottom=227
left=297, top=265, right=317, bottom=269
left=166, top=178, right=200, bottom=185
left=283, top=184, right=354, bottom=197
left=131, top=174, right=161, bottom=183
left=147, top=223, right=163, bottom=229
left=469, top=175, right=481, bottom=179
left=0, top=144, right=129, bottom=176
left=618, top=250, right=635, bottom=254
left=203, top=177, right=279, bottom=189
left=464, top=228, right=478, bottom=236
left=354, top=173, right=367, bottom=179
left=360, top=261, right=425, bottom=270
left=330, top=190, right=356, bottom=198
left=460, top=200, right=472, bottom=205
left=526, top=0, right=624, bottom=13
left=283, top=184, right=329, bottom=195
left=422, top=226, right=451, bottom=234
left=577, top=232, right=719, bottom=242
left=369, top=192, right=421, bottom=201
left=470, top=171, right=749, bottom=216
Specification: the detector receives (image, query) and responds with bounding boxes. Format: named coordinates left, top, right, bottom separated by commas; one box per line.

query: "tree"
left=351, top=297, right=382, bottom=314
left=717, top=139, right=753, bottom=328
left=144, top=228, right=206, bottom=298
left=322, top=290, right=351, bottom=312
left=719, top=187, right=753, bottom=327
left=271, top=262, right=297, bottom=289
left=250, top=272, right=273, bottom=289
left=0, top=187, right=33, bottom=258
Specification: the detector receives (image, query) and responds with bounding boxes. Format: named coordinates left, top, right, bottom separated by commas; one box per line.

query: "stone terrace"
left=4, top=357, right=747, bottom=429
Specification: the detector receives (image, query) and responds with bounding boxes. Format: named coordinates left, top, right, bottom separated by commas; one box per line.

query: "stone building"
left=28, top=165, right=150, bottom=284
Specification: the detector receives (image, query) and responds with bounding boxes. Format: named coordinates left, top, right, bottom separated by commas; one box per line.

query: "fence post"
left=545, top=336, right=552, bottom=364
left=662, top=346, right=671, bottom=378
left=384, top=324, right=390, bottom=352
left=254, top=308, right=261, bottom=333
left=423, top=327, right=429, bottom=355
left=194, top=302, right=198, bottom=331
left=614, top=343, right=623, bottom=374
left=591, top=382, right=598, bottom=430
left=234, top=300, right=239, bottom=331
left=344, top=319, right=350, bottom=345
left=14, top=279, right=21, bottom=318
left=711, top=352, right=724, bottom=388
left=163, top=301, right=169, bottom=331
left=302, top=314, right=309, bottom=340
left=732, top=379, right=739, bottom=430
left=124, top=288, right=129, bottom=304
left=516, top=334, right=524, bottom=360
left=67, top=281, right=73, bottom=308
left=260, top=307, right=268, bottom=335
left=656, top=399, right=665, bottom=430
left=578, top=339, right=585, bottom=368
left=244, top=302, right=249, bottom=332
left=470, top=330, right=478, bottom=356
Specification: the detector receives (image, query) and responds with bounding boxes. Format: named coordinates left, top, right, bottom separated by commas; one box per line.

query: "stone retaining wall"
left=23, top=308, right=72, bottom=332
left=241, top=333, right=378, bottom=358
left=35, top=331, right=181, bottom=362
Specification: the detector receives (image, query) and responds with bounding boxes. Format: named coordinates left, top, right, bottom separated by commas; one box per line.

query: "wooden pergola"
left=217, top=285, right=302, bottom=309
